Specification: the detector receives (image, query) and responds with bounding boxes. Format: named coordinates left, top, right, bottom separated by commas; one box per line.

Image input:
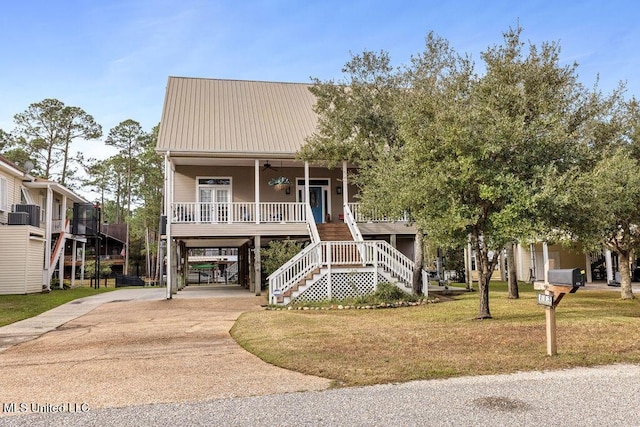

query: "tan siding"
left=173, top=165, right=350, bottom=205
left=157, top=77, right=318, bottom=155
left=0, top=226, right=44, bottom=294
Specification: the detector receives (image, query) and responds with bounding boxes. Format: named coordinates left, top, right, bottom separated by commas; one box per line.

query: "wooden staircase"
left=316, top=223, right=353, bottom=241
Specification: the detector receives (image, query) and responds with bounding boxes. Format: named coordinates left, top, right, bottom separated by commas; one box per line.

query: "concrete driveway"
left=0, top=285, right=331, bottom=415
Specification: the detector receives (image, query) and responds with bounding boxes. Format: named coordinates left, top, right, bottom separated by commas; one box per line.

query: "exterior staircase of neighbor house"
left=49, top=219, right=70, bottom=281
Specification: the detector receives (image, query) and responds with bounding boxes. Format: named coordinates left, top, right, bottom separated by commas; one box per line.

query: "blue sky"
left=1, top=0, right=638, bottom=162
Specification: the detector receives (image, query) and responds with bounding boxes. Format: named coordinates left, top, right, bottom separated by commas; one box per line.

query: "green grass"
left=231, top=281, right=640, bottom=386
left=0, top=286, right=117, bottom=327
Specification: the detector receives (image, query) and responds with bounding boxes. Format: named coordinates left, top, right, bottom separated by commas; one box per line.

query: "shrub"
left=262, top=239, right=307, bottom=276
left=372, top=282, right=418, bottom=303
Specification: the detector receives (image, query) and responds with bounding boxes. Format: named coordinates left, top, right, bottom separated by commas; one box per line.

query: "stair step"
left=316, top=223, right=353, bottom=242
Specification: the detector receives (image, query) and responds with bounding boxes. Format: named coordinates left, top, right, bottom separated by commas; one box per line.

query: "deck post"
left=585, top=253, right=593, bottom=283
left=254, top=235, right=261, bottom=296
left=342, top=161, right=348, bottom=215
left=605, top=249, right=614, bottom=284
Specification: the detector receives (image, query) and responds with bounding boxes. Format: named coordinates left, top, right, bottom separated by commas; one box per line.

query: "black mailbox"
left=548, top=268, right=585, bottom=289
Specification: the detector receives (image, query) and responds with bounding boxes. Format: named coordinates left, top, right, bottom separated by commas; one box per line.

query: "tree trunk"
left=61, top=127, right=71, bottom=186
left=145, top=227, right=151, bottom=280
left=506, top=241, right=519, bottom=299
left=412, top=229, right=424, bottom=295
left=618, top=250, right=635, bottom=300
left=472, top=232, right=492, bottom=319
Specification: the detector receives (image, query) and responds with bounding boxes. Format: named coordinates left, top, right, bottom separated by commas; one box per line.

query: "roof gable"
left=157, top=77, right=318, bottom=157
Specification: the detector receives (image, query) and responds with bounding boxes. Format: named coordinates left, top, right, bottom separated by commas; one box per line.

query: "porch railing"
left=171, top=202, right=307, bottom=224
left=268, top=240, right=415, bottom=304
left=170, top=202, right=408, bottom=224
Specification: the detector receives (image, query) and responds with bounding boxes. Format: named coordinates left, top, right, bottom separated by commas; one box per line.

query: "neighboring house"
left=62, top=223, right=126, bottom=279
left=156, top=77, right=417, bottom=303
left=0, top=155, right=89, bottom=294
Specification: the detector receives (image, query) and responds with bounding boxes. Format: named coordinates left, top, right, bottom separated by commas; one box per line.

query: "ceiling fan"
left=262, top=161, right=278, bottom=172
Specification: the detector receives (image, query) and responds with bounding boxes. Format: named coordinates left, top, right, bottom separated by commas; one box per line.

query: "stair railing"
left=375, top=240, right=414, bottom=287
left=343, top=203, right=364, bottom=242
left=305, top=203, right=320, bottom=244
left=268, top=240, right=416, bottom=304
left=267, top=241, right=322, bottom=304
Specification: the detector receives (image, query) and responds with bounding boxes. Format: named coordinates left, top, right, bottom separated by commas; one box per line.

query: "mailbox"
left=548, top=268, right=585, bottom=289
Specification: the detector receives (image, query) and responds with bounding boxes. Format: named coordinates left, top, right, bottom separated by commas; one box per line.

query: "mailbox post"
left=538, top=268, right=585, bottom=356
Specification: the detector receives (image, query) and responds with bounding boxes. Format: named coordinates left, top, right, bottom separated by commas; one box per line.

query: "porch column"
left=170, top=240, right=178, bottom=295
left=248, top=247, right=255, bottom=292
left=165, top=153, right=174, bottom=299
left=57, top=195, right=68, bottom=289
left=71, top=239, right=77, bottom=288
left=254, top=235, right=261, bottom=296
left=304, top=161, right=310, bottom=204
left=80, top=242, right=86, bottom=285
left=605, top=249, right=614, bottom=284
left=255, top=159, right=260, bottom=224
left=542, top=242, right=549, bottom=284
left=466, top=239, right=473, bottom=289
left=342, top=161, right=348, bottom=216
left=390, top=234, right=397, bottom=248
left=516, top=243, right=525, bottom=282
left=585, top=253, right=593, bottom=283
left=500, top=248, right=507, bottom=281
left=530, top=243, right=537, bottom=282
left=43, top=184, right=53, bottom=291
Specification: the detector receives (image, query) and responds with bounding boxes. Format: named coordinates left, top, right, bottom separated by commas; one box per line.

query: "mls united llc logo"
left=2, top=402, right=89, bottom=414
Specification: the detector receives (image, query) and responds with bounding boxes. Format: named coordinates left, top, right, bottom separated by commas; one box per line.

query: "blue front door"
left=309, top=186, right=323, bottom=223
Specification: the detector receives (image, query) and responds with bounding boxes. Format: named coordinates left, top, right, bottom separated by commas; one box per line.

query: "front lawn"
left=231, top=282, right=640, bottom=386
left=0, top=286, right=117, bottom=327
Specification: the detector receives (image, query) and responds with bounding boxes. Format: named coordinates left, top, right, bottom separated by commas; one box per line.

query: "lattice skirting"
left=292, top=271, right=390, bottom=303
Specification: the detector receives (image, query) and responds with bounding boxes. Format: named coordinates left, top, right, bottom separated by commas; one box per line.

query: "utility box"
left=548, top=268, right=585, bottom=288
left=14, top=204, right=41, bottom=227
left=8, top=212, right=30, bottom=225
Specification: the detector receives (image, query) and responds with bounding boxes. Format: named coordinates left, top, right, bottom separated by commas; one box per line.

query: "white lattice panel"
left=293, top=271, right=379, bottom=303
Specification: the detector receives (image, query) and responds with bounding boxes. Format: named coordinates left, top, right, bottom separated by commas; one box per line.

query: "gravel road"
left=2, top=364, right=639, bottom=427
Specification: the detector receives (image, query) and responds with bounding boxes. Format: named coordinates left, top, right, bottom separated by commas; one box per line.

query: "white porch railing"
left=268, top=240, right=415, bottom=305
left=347, top=203, right=409, bottom=223
left=171, top=202, right=409, bottom=224
left=171, top=202, right=306, bottom=224
left=305, top=203, right=320, bottom=243
left=343, top=203, right=363, bottom=242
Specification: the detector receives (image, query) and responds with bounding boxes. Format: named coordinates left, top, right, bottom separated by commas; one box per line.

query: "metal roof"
left=156, top=77, right=318, bottom=157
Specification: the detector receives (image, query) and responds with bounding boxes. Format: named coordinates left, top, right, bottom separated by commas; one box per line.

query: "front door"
left=297, top=179, right=330, bottom=224
left=309, top=186, right=323, bottom=224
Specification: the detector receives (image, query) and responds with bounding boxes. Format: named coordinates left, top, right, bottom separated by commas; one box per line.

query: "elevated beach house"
left=156, top=77, right=417, bottom=304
